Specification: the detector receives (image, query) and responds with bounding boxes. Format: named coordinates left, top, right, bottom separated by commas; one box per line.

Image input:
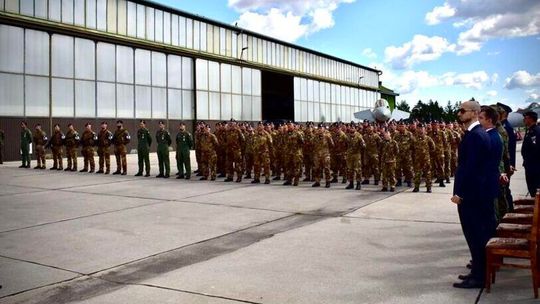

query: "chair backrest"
left=529, top=190, right=540, bottom=246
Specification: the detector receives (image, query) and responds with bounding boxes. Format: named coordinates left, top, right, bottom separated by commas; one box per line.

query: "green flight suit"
left=20, top=127, right=32, bottom=167
left=176, top=131, right=193, bottom=178
left=137, top=128, right=152, bottom=175
left=156, top=129, right=172, bottom=176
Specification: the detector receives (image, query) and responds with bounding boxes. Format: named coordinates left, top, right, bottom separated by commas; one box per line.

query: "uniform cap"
left=496, top=102, right=512, bottom=113
left=116, top=120, right=123, bottom=124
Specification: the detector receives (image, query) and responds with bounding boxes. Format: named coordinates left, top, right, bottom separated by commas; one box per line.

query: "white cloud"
left=528, top=93, right=540, bottom=102
left=384, top=35, right=456, bottom=69
left=504, top=70, right=540, bottom=89
left=361, top=48, right=377, bottom=59
left=487, top=90, right=498, bottom=97
left=425, top=1, right=540, bottom=54
left=425, top=3, right=456, bottom=25
left=229, top=0, right=355, bottom=42
left=441, top=71, right=490, bottom=89
left=491, top=73, right=499, bottom=85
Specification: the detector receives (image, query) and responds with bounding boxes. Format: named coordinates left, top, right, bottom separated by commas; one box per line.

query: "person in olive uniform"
left=64, top=123, right=80, bottom=171
left=112, top=120, right=131, bottom=175
left=175, top=122, right=193, bottom=179
left=156, top=121, right=172, bottom=178
left=96, top=122, right=113, bottom=174
left=32, top=124, right=48, bottom=169
left=136, top=120, right=152, bottom=177
left=0, top=129, right=4, bottom=164
left=80, top=123, right=97, bottom=173
left=20, top=121, right=32, bottom=168
left=47, top=124, right=65, bottom=170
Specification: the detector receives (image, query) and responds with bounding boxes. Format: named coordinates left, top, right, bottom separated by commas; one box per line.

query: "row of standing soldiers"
left=193, top=120, right=465, bottom=192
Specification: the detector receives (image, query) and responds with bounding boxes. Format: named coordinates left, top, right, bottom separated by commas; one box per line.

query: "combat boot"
left=439, top=181, right=446, bottom=187
left=235, top=177, right=242, bottom=183
left=218, top=173, right=226, bottom=178
left=144, top=173, right=150, bottom=177
left=96, top=170, right=104, bottom=174
left=390, top=187, right=395, bottom=192
left=176, top=174, right=184, bottom=179
left=244, top=174, right=251, bottom=179
left=426, top=187, right=432, bottom=193
left=406, top=181, right=412, bottom=187
left=200, top=176, right=208, bottom=180
left=251, top=179, right=260, bottom=184
left=355, top=182, right=361, bottom=190
left=88, top=169, right=94, bottom=173
left=79, top=168, right=87, bottom=172
left=361, top=179, right=370, bottom=185
left=156, top=174, right=164, bottom=178
left=396, top=179, right=402, bottom=187
left=302, top=177, right=311, bottom=182
left=50, top=166, right=57, bottom=170
left=312, top=182, right=321, bottom=187
left=283, top=180, right=292, bottom=186
left=105, top=170, right=110, bottom=174
left=293, top=180, right=299, bottom=186
left=412, top=187, right=419, bottom=192
left=272, top=175, right=281, bottom=181
left=345, top=182, right=354, bottom=189
left=381, top=187, right=388, bottom=192
left=330, top=176, right=338, bottom=183
left=264, top=178, right=270, bottom=184
left=445, top=178, right=451, bottom=184
left=374, top=180, right=379, bottom=186
left=112, top=171, right=121, bottom=175
left=135, top=172, right=143, bottom=176
left=341, top=177, right=347, bottom=184
left=224, top=177, right=233, bottom=182
left=325, top=181, right=331, bottom=188
left=34, top=165, right=41, bottom=169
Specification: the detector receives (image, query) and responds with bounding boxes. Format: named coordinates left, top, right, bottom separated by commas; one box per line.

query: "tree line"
left=395, top=99, right=463, bottom=122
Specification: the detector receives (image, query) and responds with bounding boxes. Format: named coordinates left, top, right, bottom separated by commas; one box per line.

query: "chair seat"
left=514, top=198, right=535, bottom=206
left=487, top=237, right=529, bottom=251
left=514, top=205, right=535, bottom=214
left=496, top=223, right=532, bottom=238
left=501, top=213, right=533, bottom=224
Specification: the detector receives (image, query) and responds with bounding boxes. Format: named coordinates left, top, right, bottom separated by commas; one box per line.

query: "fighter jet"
left=353, top=98, right=410, bottom=123
left=507, top=102, right=540, bottom=128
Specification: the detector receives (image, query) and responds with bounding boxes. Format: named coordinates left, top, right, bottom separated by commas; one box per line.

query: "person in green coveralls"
left=156, top=121, right=172, bottom=178
left=20, top=121, right=32, bottom=168
left=135, top=120, right=152, bottom=177
left=175, top=122, right=193, bottom=180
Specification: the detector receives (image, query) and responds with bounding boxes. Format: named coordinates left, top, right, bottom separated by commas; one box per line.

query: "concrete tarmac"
left=0, top=147, right=536, bottom=303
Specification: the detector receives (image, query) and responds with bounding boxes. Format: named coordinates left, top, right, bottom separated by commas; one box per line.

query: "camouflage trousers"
left=381, top=161, right=397, bottom=189
left=313, top=153, right=331, bottom=183
left=331, top=153, right=346, bottom=178
left=273, top=151, right=284, bottom=177
left=66, top=147, right=78, bottom=170
left=432, top=154, right=445, bottom=180
left=217, top=147, right=226, bottom=175
left=253, top=151, right=271, bottom=181
left=363, top=153, right=380, bottom=181
left=114, top=145, right=127, bottom=173
left=395, top=155, right=413, bottom=182
left=346, top=154, right=362, bottom=183
left=81, top=146, right=95, bottom=171
left=201, top=150, right=217, bottom=180
left=444, top=150, right=451, bottom=180
left=35, top=145, right=46, bottom=168
left=97, top=146, right=110, bottom=173
left=195, top=146, right=202, bottom=172
left=51, top=146, right=63, bottom=169
left=450, top=151, right=458, bottom=177
left=284, top=153, right=303, bottom=183
left=226, top=150, right=243, bottom=179
left=414, top=160, right=432, bottom=188
left=244, top=152, right=254, bottom=176
left=303, top=153, right=314, bottom=180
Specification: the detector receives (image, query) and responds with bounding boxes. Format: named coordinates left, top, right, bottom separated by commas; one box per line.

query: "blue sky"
left=157, top=0, right=540, bottom=111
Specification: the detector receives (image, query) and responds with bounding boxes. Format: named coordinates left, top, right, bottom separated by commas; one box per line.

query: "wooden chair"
left=514, top=198, right=535, bottom=206
left=485, top=190, right=540, bottom=298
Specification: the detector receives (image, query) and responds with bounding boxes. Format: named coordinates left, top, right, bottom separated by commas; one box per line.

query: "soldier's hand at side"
left=450, top=195, right=462, bottom=205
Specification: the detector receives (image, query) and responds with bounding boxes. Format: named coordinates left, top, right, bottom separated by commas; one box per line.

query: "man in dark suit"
left=522, top=111, right=540, bottom=197
left=498, top=102, right=517, bottom=210
left=451, top=100, right=497, bottom=289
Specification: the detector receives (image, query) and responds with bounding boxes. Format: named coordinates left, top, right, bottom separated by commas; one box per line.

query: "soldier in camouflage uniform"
left=136, top=120, right=152, bottom=177
left=447, top=123, right=461, bottom=177
left=393, top=122, right=414, bottom=187
left=441, top=122, right=453, bottom=183
left=302, top=123, right=315, bottom=182
left=283, top=122, right=304, bottom=186
left=96, top=122, right=113, bottom=174
left=429, top=121, right=447, bottom=187
left=244, top=125, right=255, bottom=179
left=412, top=124, right=436, bottom=192
left=272, top=125, right=285, bottom=180
left=199, top=125, right=219, bottom=181
left=215, top=122, right=227, bottom=178
left=175, top=122, right=193, bottom=180
left=251, top=122, right=273, bottom=184
left=80, top=123, right=97, bottom=173
left=64, top=123, right=80, bottom=172
left=362, top=124, right=382, bottom=185
left=380, top=129, right=399, bottom=192
left=47, top=124, right=64, bottom=170
left=20, top=121, right=32, bottom=168
left=112, top=120, right=130, bottom=175
left=331, top=124, right=348, bottom=183
left=156, top=121, right=172, bottom=178
left=194, top=123, right=204, bottom=176
left=225, top=121, right=245, bottom=182
left=345, top=124, right=366, bottom=190
left=312, top=124, right=334, bottom=188
left=32, top=124, right=48, bottom=169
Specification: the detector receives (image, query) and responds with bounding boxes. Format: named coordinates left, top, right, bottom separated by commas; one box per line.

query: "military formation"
left=13, top=117, right=472, bottom=192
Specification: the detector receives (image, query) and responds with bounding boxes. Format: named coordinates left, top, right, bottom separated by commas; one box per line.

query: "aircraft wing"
left=353, top=109, right=375, bottom=122
left=390, top=109, right=410, bottom=121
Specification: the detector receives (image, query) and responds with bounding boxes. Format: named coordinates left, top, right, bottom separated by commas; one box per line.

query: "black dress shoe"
left=458, top=273, right=473, bottom=280
left=466, top=262, right=472, bottom=269
left=453, top=278, right=484, bottom=289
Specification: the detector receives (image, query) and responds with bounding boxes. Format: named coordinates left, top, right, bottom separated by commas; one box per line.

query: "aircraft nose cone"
left=373, top=106, right=391, bottom=122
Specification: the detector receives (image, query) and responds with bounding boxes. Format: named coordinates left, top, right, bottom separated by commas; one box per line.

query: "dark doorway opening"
left=261, top=70, right=294, bottom=122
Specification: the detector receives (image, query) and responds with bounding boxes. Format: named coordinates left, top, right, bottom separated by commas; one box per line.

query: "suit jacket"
left=486, top=128, right=503, bottom=199
left=502, top=119, right=517, bottom=167
left=522, top=124, right=540, bottom=170
left=454, top=124, right=492, bottom=212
